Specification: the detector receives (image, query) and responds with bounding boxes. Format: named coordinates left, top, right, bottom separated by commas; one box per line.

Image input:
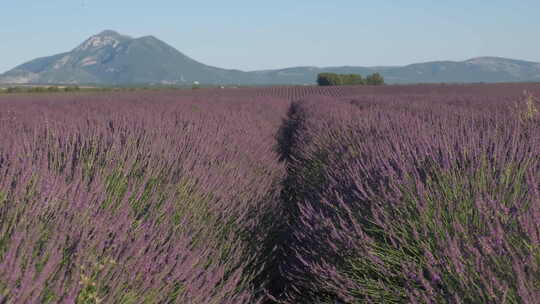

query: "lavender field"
left=0, top=84, right=539, bottom=303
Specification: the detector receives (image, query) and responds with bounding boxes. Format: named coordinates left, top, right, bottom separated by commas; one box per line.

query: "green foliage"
left=365, top=72, right=385, bottom=85
left=31, top=87, right=46, bottom=93
left=102, top=170, right=130, bottom=211
left=40, top=286, right=58, bottom=304
left=0, top=190, right=6, bottom=209
left=129, top=177, right=161, bottom=221
left=173, top=178, right=213, bottom=227
left=75, top=257, right=117, bottom=304
left=6, top=87, right=19, bottom=93
left=64, top=86, right=81, bottom=92
left=76, top=280, right=100, bottom=304
left=341, top=74, right=365, bottom=85
left=165, top=282, right=185, bottom=302
left=0, top=230, right=8, bottom=261
left=317, top=73, right=384, bottom=86
left=317, top=73, right=341, bottom=86
left=513, top=90, right=539, bottom=123
left=0, top=280, right=9, bottom=300
left=341, top=158, right=533, bottom=303
left=3, top=86, right=69, bottom=94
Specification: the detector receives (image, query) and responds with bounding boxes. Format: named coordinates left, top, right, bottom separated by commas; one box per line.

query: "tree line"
left=317, top=72, right=385, bottom=86
left=1, top=86, right=82, bottom=94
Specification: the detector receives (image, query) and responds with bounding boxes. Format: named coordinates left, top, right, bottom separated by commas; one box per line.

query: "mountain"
left=0, top=30, right=251, bottom=85
left=2, top=30, right=540, bottom=85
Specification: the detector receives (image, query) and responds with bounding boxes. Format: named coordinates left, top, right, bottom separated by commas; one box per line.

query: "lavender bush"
left=0, top=91, right=288, bottom=303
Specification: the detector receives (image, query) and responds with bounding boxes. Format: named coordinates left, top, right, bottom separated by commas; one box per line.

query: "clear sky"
left=1, top=1, right=539, bottom=73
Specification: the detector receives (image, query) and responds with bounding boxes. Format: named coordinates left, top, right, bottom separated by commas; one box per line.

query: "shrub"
left=513, top=90, right=539, bottom=123
left=317, top=73, right=383, bottom=86
left=64, top=86, right=80, bottom=92
left=6, top=87, right=18, bottom=93
left=365, top=72, right=385, bottom=85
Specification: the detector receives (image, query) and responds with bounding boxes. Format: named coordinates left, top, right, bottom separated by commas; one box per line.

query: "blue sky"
left=1, top=1, right=539, bottom=73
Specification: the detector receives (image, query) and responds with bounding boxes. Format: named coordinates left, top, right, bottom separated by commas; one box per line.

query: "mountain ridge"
left=2, top=31, right=540, bottom=85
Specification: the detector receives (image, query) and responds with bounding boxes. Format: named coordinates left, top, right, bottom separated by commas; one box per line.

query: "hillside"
left=1, top=30, right=540, bottom=85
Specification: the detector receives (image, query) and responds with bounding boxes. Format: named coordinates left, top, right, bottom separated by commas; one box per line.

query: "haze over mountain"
left=1, top=30, right=540, bottom=85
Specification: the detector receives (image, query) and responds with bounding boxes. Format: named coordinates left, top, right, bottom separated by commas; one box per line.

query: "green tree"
left=343, top=74, right=364, bottom=85
left=365, top=73, right=385, bottom=85
left=317, top=73, right=337, bottom=86
left=30, top=87, right=45, bottom=93
left=317, top=73, right=364, bottom=86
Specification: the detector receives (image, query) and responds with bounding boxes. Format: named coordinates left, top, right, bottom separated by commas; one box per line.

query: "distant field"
left=2, top=82, right=540, bottom=96
left=0, top=83, right=539, bottom=303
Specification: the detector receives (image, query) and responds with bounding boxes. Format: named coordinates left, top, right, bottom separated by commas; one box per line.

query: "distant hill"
left=252, top=57, right=540, bottom=84
left=2, top=30, right=540, bottom=85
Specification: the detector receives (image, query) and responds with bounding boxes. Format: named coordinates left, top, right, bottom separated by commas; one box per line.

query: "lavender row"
left=0, top=92, right=289, bottom=303
left=275, top=92, right=540, bottom=303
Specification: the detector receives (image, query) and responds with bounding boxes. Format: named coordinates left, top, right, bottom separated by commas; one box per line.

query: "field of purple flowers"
left=0, top=84, right=539, bottom=303
left=0, top=91, right=290, bottom=303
